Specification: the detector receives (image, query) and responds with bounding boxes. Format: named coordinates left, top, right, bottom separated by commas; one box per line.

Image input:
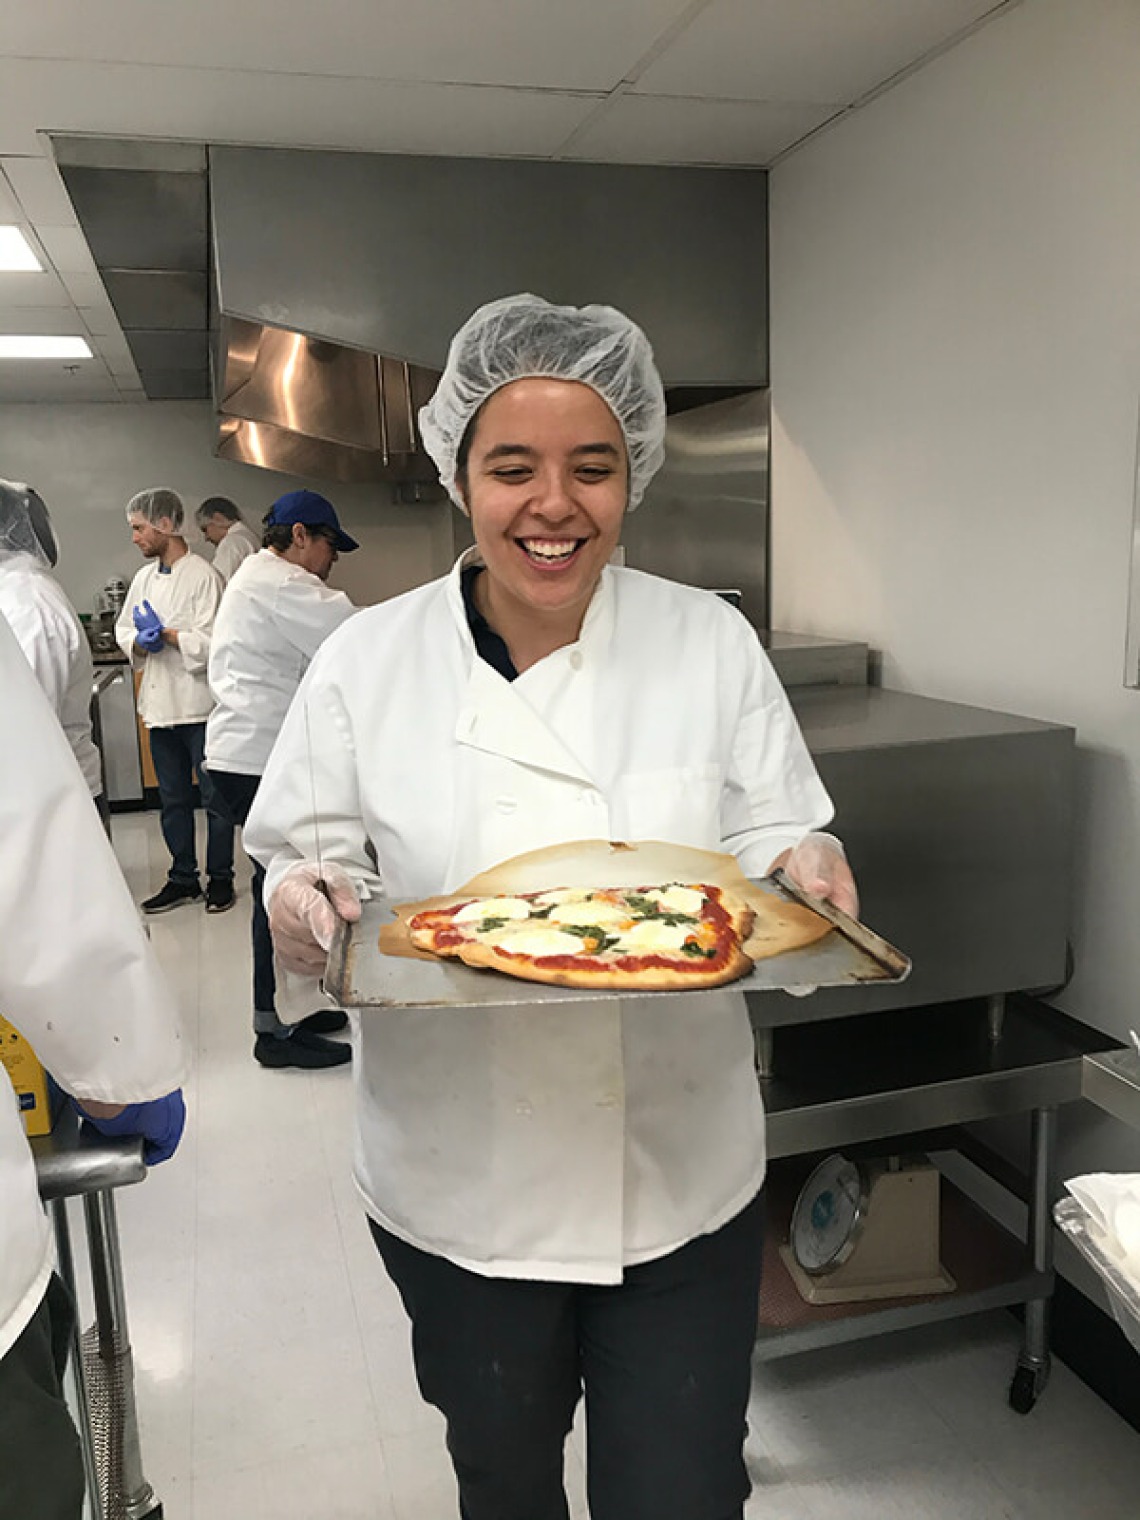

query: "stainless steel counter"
left=1082, top=1049, right=1140, bottom=1131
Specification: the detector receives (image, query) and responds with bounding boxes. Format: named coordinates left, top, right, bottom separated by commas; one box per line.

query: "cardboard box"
left=0, top=1014, right=60, bottom=1137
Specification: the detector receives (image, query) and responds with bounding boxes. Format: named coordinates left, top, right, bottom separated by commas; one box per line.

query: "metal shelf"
left=756, top=1160, right=1048, bottom=1361
left=1082, top=1049, right=1140, bottom=1132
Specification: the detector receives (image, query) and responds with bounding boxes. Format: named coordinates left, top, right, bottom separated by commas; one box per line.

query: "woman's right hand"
left=267, top=861, right=362, bottom=975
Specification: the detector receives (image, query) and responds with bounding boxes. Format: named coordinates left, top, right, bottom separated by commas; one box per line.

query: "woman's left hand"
left=776, top=833, right=860, bottom=918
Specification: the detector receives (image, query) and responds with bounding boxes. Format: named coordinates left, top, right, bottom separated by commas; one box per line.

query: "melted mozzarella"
left=454, top=896, right=534, bottom=924
left=644, top=885, right=706, bottom=915
left=488, top=924, right=589, bottom=957
left=531, top=887, right=591, bottom=908
left=615, top=919, right=697, bottom=953
left=546, top=898, right=631, bottom=928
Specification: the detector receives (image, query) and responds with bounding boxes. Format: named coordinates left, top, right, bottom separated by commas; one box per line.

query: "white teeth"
left=521, top=538, right=579, bottom=561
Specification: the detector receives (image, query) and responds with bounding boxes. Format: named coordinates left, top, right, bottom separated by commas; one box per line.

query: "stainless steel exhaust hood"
left=214, top=316, right=442, bottom=485
left=209, top=146, right=768, bottom=486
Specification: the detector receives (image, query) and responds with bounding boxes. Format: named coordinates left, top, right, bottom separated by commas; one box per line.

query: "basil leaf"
left=528, top=904, right=554, bottom=919
left=681, top=941, right=717, bottom=959
left=479, top=917, right=509, bottom=932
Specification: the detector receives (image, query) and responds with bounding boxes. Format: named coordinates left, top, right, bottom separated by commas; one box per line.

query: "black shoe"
left=205, top=878, right=236, bottom=914
left=142, top=880, right=202, bottom=914
left=254, top=1030, right=352, bottom=1070
left=298, top=1008, right=349, bottom=1035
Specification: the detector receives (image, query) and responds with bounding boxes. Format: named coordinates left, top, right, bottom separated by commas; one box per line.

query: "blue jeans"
left=147, top=722, right=234, bottom=887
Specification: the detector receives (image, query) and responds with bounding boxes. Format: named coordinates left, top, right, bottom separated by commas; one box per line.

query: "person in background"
left=246, top=294, right=857, bottom=1520
left=0, top=480, right=102, bottom=806
left=195, top=495, right=261, bottom=585
left=0, top=612, right=186, bottom=1520
left=207, top=489, right=359, bottom=1070
left=114, top=487, right=235, bottom=915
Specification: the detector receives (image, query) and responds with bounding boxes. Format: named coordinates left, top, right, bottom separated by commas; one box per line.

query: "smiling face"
left=459, top=378, right=628, bottom=631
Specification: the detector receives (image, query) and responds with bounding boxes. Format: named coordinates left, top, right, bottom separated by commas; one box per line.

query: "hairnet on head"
left=0, top=479, right=58, bottom=568
left=419, top=293, right=667, bottom=513
left=126, top=487, right=184, bottom=532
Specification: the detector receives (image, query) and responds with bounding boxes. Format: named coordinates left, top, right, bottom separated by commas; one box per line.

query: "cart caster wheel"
left=1009, top=1363, right=1044, bottom=1414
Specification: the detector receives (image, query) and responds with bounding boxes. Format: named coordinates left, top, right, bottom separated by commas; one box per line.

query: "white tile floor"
left=70, top=812, right=1140, bottom=1518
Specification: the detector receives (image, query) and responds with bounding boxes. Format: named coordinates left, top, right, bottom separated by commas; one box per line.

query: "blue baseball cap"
left=264, top=489, right=358, bottom=552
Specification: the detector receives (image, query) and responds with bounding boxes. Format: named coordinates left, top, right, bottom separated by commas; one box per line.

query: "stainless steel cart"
left=33, top=1111, right=163, bottom=1520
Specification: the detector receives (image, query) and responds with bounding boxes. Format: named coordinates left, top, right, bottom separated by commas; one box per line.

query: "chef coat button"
left=515, top=1099, right=533, bottom=1117
left=496, top=796, right=518, bottom=814
left=597, top=1092, right=619, bottom=1109
left=568, top=650, right=583, bottom=670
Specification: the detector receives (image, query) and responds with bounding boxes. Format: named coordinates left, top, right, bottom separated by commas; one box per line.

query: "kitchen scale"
left=780, top=1153, right=957, bottom=1305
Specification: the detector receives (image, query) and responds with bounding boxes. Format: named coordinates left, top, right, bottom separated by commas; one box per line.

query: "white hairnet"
left=126, top=487, right=184, bottom=531
left=0, top=479, right=57, bottom=568
left=419, top=293, right=667, bottom=513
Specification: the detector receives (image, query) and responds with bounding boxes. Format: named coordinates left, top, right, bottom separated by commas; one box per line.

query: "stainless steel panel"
left=103, top=269, right=207, bottom=330
left=219, top=321, right=383, bottom=450
left=95, top=668, right=143, bottom=804
left=60, top=164, right=207, bottom=272
left=751, top=689, right=1075, bottom=1027
left=210, top=147, right=768, bottom=385
left=624, top=390, right=770, bottom=627
left=764, top=630, right=868, bottom=688
left=1082, top=1049, right=1140, bottom=1130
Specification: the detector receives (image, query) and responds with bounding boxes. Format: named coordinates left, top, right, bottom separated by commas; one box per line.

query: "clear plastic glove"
left=77, top=1090, right=186, bottom=1165
left=782, top=832, right=859, bottom=919
left=268, top=861, right=362, bottom=976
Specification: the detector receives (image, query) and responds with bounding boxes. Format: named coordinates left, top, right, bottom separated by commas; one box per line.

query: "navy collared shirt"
left=461, top=565, right=518, bottom=683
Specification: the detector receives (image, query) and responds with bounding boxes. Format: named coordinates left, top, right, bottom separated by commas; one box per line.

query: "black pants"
left=210, top=768, right=276, bottom=1018
left=0, top=1276, right=85, bottom=1520
left=147, top=722, right=234, bottom=887
left=370, top=1192, right=764, bottom=1520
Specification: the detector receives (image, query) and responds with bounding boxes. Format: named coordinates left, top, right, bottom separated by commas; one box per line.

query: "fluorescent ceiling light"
left=0, top=226, right=43, bottom=271
left=0, top=335, right=93, bottom=360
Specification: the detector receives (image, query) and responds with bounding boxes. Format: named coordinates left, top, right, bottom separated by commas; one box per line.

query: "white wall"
left=0, top=400, right=456, bottom=609
left=770, top=0, right=1140, bottom=1177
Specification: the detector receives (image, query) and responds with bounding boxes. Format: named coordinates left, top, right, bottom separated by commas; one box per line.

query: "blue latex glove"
left=77, top=1091, right=186, bottom=1165
left=132, top=600, right=164, bottom=652
left=135, top=624, right=164, bottom=653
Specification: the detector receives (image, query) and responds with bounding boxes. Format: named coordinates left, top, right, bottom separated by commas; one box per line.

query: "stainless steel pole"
left=82, top=1189, right=159, bottom=1520
left=51, top=1197, right=103, bottom=1518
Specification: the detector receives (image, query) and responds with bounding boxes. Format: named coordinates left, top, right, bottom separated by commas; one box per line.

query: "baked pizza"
left=406, top=883, right=756, bottom=990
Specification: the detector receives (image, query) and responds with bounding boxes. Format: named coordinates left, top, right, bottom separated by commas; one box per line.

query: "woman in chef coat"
left=245, top=294, right=856, bottom=1520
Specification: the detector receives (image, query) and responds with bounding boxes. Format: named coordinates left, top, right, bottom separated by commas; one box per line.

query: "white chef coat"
left=114, top=551, right=222, bottom=728
left=0, top=555, right=101, bottom=795
left=0, top=614, right=186, bottom=1361
left=212, top=519, right=261, bottom=585
left=206, top=549, right=357, bottom=776
left=245, top=553, right=833, bottom=1285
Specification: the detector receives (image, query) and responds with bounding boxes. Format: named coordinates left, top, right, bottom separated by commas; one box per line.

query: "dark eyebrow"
left=481, top=441, right=621, bottom=462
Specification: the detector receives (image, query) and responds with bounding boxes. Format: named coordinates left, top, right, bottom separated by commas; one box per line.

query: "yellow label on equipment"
left=0, top=1014, right=57, bottom=1138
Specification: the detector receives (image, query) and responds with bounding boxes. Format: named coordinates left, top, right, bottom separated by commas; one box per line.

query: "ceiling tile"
left=563, top=94, right=837, bottom=166
left=634, top=0, right=1002, bottom=105
left=0, top=268, right=70, bottom=306
left=59, top=269, right=111, bottom=305
left=78, top=302, right=123, bottom=337
left=0, top=306, right=89, bottom=336
left=0, top=175, right=23, bottom=221
left=1, top=155, right=78, bottom=222
left=34, top=222, right=98, bottom=273
left=93, top=330, right=136, bottom=369
left=0, top=364, right=117, bottom=402
left=0, top=0, right=688, bottom=92
left=0, top=58, right=604, bottom=161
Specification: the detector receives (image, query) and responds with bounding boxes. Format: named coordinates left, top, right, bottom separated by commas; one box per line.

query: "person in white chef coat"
left=115, top=487, right=236, bottom=915
left=0, top=480, right=102, bottom=803
left=207, top=489, right=359, bottom=1070
left=195, top=495, right=261, bottom=585
left=245, top=294, right=857, bottom=1520
left=0, top=612, right=186, bottom=1520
